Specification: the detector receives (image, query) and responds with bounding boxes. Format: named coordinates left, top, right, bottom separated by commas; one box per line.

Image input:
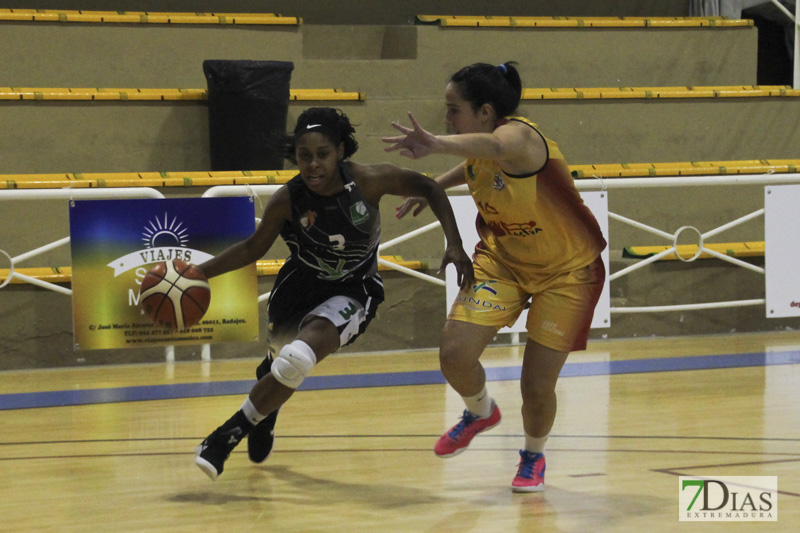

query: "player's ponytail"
left=450, top=61, right=522, bottom=118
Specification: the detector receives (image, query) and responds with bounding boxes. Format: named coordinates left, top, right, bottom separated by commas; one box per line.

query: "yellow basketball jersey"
left=464, top=116, right=606, bottom=273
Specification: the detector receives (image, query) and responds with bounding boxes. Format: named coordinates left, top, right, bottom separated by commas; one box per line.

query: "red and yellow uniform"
left=449, top=116, right=606, bottom=351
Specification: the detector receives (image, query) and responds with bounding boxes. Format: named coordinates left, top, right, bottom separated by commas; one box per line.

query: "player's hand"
left=382, top=112, right=438, bottom=160
left=439, top=244, right=474, bottom=290
left=395, top=196, right=429, bottom=219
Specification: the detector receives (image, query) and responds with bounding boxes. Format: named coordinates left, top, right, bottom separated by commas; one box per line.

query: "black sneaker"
left=249, top=352, right=279, bottom=463
left=195, top=425, right=244, bottom=481
left=247, top=408, right=279, bottom=463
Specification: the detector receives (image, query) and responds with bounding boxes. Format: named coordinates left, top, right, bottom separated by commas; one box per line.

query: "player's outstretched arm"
left=198, top=187, right=291, bottom=279
left=355, top=162, right=474, bottom=289
left=384, top=112, right=545, bottom=170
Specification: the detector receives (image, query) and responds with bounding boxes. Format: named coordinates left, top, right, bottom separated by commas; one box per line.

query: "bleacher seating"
left=0, top=87, right=364, bottom=101
left=1, top=6, right=797, bottom=362
left=0, top=9, right=301, bottom=24
left=416, top=14, right=753, bottom=27
left=623, top=242, right=765, bottom=260
left=3, top=159, right=799, bottom=189
left=521, top=86, right=800, bottom=100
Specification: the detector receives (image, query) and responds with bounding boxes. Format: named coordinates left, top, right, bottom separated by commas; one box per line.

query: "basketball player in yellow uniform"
left=384, top=62, right=606, bottom=492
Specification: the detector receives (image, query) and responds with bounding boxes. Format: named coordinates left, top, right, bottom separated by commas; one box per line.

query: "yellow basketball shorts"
left=448, top=250, right=605, bottom=352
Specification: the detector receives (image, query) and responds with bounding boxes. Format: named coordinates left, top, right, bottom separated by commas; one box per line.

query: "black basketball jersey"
left=280, top=163, right=381, bottom=282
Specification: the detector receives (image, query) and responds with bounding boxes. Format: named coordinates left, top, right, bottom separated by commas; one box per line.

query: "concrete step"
left=2, top=91, right=798, bottom=174
left=0, top=22, right=757, bottom=91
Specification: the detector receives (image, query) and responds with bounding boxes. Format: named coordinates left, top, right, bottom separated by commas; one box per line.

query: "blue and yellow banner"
left=69, top=197, right=259, bottom=350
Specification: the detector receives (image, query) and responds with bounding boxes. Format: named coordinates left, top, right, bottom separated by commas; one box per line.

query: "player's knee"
left=271, top=340, right=317, bottom=389
left=439, top=345, right=471, bottom=372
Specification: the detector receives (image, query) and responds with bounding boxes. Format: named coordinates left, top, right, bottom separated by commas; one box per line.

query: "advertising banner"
left=765, top=185, right=800, bottom=318
left=69, top=197, right=259, bottom=350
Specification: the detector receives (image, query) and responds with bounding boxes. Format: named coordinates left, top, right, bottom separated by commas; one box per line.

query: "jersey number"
left=338, top=302, right=358, bottom=320
left=329, top=234, right=345, bottom=251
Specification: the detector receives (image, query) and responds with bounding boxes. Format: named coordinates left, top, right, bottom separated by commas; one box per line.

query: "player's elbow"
left=415, top=176, right=444, bottom=200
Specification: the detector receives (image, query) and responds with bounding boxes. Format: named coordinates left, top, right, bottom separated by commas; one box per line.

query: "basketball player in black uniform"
left=195, top=107, right=474, bottom=480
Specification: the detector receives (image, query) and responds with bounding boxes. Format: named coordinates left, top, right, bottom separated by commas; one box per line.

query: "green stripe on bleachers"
left=0, top=9, right=301, bottom=25
left=0, top=88, right=364, bottom=102
left=521, top=86, right=800, bottom=100
left=2, top=160, right=799, bottom=190
left=416, top=15, right=753, bottom=28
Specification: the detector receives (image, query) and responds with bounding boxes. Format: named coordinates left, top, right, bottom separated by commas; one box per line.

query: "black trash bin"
left=203, top=60, right=294, bottom=171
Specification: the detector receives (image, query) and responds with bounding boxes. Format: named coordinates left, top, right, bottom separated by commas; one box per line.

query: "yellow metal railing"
left=0, top=9, right=301, bottom=25
left=0, top=88, right=364, bottom=102
left=416, top=15, right=753, bottom=28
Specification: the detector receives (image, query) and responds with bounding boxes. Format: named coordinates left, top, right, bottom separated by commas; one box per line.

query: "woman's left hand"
left=439, top=244, right=475, bottom=290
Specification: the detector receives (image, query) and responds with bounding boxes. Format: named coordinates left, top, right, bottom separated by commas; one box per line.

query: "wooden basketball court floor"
left=1, top=331, right=798, bottom=532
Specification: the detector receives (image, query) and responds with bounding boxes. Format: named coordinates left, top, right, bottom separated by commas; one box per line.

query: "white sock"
left=241, top=397, right=267, bottom=426
left=462, top=386, right=493, bottom=418
left=525, top=433, right=548, bottom=454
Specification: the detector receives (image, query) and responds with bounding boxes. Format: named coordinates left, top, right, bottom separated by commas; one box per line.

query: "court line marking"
left=2, top=434, right=799, bottom=445
left=3, top=446, right=798, bottom=460
left=0, top=349, right=798, bottom=411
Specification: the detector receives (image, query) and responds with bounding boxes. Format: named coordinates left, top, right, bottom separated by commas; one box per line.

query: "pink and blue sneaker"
left=511, top=450, right=546, bottom=492
left=434, top=402, right=502, bottom=458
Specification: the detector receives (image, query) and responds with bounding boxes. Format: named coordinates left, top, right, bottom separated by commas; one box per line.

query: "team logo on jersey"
left=300, top=210, right=317, bottom=229
left=473, top=281, right=499, bottom=295
left=350, top=201, right=370, bottom=225
left=455, top=281, right=507, bottom=312
left=492, top=173, right=506, bottom=191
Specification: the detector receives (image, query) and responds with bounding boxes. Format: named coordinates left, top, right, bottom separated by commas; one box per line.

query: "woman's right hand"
left=395, top=197, right=429, bottom=218
left=383, top=112, right=438, bottom=160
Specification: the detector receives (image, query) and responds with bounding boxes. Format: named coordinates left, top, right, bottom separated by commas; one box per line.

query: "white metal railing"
left=4, top=173, right=800, bottom=359
left=0, top=188, right=164, bottom=294
left=201, top=173, right=800, bottom=318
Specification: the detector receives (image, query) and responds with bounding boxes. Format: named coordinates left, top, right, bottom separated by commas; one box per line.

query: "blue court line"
left=1, top=350, right=798, bottom=411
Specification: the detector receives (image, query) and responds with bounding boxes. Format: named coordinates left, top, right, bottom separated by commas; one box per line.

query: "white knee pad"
left=271, top=340, right=317, bottom=389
